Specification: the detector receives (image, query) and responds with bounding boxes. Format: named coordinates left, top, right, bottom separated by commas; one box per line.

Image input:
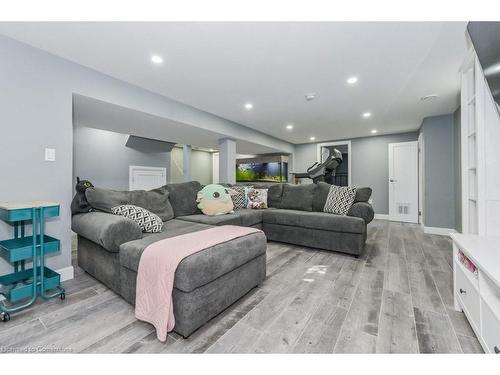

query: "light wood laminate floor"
left=0, top=220, right=483, bottom=353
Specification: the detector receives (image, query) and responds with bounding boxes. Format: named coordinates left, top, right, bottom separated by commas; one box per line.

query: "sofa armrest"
left=72, top=212, right=143, bottom=253
left=347, top=202, right=374, bottom=224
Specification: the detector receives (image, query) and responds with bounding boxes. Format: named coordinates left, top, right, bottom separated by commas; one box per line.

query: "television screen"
left=467, top=22, right=500, bottom=110
left=236, top=162, right=288, bottom=182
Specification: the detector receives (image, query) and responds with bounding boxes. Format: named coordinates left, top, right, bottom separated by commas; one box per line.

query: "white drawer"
left=456, top=264, right=480, bottom=329
left=481, top=301, right=500, bottom=354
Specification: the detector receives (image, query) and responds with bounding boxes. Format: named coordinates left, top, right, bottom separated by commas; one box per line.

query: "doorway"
left=316, top=141, right=351, bottom=186
left=388, top=141, right=419, bottom=223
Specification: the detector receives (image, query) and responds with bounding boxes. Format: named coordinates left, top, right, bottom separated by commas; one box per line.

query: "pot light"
left=151, top=55, right=163, bottom=64
left=286, top=124, right=294, bottom=130
left=362, top=112, right=372, bottom=118
left=371, top=129, right=378, bottom=134
left=347, top=76, right=358, bottom=85
left=420, top=94, right=438, bottom=101
left=305, top=93, right=316, bottom=101
left=309, top=136, right=316, bottom=141
left=244, top=103, right=253, bottom=110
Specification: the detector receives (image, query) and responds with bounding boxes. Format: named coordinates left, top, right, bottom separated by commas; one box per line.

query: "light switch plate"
left=368, top=198, right=373, bottom=204
left=45, top=148, right=56, bottom=162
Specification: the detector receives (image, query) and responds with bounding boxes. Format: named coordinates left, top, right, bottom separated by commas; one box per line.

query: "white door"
left=129, top=166, right=167, bottom=191
left=389, top=141, right=419, bottom=223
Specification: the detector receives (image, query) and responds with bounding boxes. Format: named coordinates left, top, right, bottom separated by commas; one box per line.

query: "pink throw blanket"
left=135, top=225, right=261, bottom=341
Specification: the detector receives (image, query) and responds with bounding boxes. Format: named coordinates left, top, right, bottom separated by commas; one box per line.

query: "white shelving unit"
left=451, top=234, right=500, bottom=354
left=460, top=49, right=500, bottom=236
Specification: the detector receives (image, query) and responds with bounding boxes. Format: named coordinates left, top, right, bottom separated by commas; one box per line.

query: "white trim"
left=374, top=214, right=390, bottom=220
left=57, top=265, right=74, bottom=282
left=129, top=165, right=167, bottom=191
left=316, top=140, right=352, bottom=186
left=423, top=226, right=457, bottom=236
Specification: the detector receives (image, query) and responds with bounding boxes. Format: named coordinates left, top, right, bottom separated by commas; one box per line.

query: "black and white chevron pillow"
left=231, top=186, right=248, bottom=210
left=323, top=185, right=357, bottom=216
left=112, top=204, right=163, bottom=233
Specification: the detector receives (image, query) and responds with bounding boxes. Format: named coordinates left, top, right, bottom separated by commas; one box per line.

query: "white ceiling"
left=0, top=22, right=468, bottom=144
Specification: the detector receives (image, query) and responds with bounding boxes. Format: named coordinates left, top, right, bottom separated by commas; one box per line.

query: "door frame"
left=129, top=165, right=167, bottom=191
left=418, top=133, right=424, bottom=225
left=388, top=141, right=419, bottom=223
left=316, top=140, right=352, bottom=186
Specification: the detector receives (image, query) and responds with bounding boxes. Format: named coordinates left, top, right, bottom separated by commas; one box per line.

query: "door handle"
left=389, top=179, right=397, bottom=182
left=460, top=288, right=466, bottom=294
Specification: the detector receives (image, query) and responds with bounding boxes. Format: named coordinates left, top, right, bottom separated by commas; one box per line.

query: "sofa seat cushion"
left=120, top=219, right=210, bottom=271
left=176, top=213, right=241, bottom=226
left=119, top=219, right=267, bottom=293
left=262, top=209, right=365, bottom=234
left=235, top=209, right=264, bottom=227
left=176, top=209, right=264, bottom=227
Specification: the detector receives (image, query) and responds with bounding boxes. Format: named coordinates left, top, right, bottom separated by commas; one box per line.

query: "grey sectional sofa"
left=71, top=180, right=373, bottom=337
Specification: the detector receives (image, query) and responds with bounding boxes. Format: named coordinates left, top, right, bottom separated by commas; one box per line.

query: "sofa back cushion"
left=164, top=181, right=202, bottom=217
left=312, top=182, right=372, bottom=211
left=85, top=186, right=174, bottom=222
left=280, top=184, right=316, bottom=211
left=267, top=184, right=284, bottom=208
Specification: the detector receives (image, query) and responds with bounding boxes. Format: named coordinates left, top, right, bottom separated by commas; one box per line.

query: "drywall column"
left=218, top=138, right=236, bottom=184
left=183, top=145, right=192, bottom=182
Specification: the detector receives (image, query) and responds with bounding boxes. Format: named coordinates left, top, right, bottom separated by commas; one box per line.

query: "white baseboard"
left=57, top=265, right=74, bottom=282
left=423, top=226, right=457, bottom=236
left=374, top=214, right=390, bottom=220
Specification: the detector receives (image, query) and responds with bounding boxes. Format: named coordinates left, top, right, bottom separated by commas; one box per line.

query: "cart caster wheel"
left=1, top=312, right=10, bottom=322
left=60, top=292, right=66, bottom=300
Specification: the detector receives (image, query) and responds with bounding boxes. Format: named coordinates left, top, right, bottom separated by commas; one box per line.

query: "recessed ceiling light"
left=347, top=76, right=358, bottom=85
left=371, top=129, right=378, bottom=134
left=305, top=93, right=316, bottom=101
left=244, top=103, right=253, bottom=110
left=151, top=55, right=163, bottom=64
left=362, top=112, right=372, bottom=118
left=420, top=94, right=439, bottom=101
left=286, top=124, right=294, bottom=130
left=310, top=136, right=316, bottom=141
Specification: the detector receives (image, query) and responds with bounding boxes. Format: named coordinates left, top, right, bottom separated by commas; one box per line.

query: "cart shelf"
left=0, top=266, right=61, bottom=303
left=0, top=235, right=60, bottom=263
left=0, top=201, right=59, bottom=222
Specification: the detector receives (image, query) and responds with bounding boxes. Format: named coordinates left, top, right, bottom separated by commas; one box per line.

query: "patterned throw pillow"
left=323, top=185, right=357, bottom=216
left=231, top=186, right=248, bottom=210
left=111, top=204, right=163, bottom=233
left=245, top=187, right=268, bottom=209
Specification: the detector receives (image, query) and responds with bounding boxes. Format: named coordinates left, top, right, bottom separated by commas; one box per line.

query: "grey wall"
left=294, top=132, right=419, bottom=214
left=170, top=147, right=213, bottom=185
left=73, top=126, right=171, bottom=190
left=420, top=114, right=456, bottom=229
left=453, top=108, right=462, bottom=232
left=0, top=35, right=290, bottom=275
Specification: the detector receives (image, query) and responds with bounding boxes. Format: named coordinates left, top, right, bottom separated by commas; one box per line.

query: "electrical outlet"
left=45, top=148, right=56, bottom=162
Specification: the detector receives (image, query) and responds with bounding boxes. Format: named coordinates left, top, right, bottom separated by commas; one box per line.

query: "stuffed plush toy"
left=70, top=177, right=94, bottom=215
left=196, top=184, right=237, bottom=216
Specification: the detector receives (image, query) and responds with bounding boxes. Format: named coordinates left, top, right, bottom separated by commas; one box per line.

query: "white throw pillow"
left=112, top=204, right=163, bottom=233
left=245, top=187, right=268, bottom=209
left=323, top=185, right=357, bottom=216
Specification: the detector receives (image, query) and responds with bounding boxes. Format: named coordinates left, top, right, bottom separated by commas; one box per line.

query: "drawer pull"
left=495, top=346, right=500, bottom=354
left=459, top=288, right=467, bottom=294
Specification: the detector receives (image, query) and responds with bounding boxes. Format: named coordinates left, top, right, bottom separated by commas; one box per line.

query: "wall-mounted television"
left=467, top=22, right=500, bottom=111
left=236, top=154, right=289, bottom=183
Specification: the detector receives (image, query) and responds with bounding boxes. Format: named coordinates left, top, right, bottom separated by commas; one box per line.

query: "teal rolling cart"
left=0, top=201, right=65, bottom=322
